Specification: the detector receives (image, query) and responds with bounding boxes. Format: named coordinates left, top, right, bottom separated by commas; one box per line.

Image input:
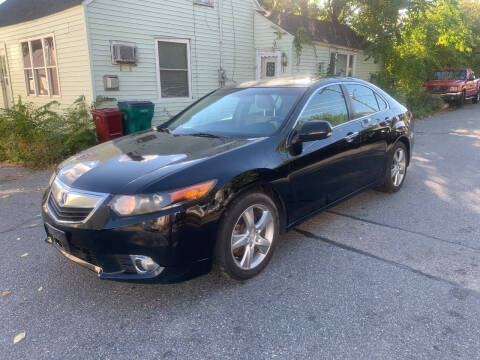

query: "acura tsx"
left=42, top=77, right=414, bottom=282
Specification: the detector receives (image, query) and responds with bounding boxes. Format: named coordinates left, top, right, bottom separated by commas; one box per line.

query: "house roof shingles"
left=0, top=0, right=83, bottom=28
left=264, top=10, right=366, bottom=50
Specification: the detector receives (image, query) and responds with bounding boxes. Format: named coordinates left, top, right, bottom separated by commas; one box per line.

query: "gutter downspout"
left=217, top=0, right=223, bottom=70
left=82, top=0, right=96, bottom=103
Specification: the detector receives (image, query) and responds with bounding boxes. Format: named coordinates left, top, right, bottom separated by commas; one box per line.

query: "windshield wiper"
left=181, top=132, right=222, bottom=139
left=157, top=126, right=173, bottom=134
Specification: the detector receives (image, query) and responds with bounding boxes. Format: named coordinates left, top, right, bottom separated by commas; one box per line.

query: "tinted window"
left=298, top=85, right=349, bottom=127
left=434, top=70, right=466, bottom=80
left=345, top=84, right=380, bottom=117
left=166, top=87, right=306, bottom=138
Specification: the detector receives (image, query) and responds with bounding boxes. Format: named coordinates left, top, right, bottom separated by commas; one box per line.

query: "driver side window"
left=298, top=85, right=349, bottom=128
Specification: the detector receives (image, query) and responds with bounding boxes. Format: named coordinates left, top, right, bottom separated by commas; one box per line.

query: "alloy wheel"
left=231, top=204, right=274, bottom=270
left=391, top=148, right=407, bottom=187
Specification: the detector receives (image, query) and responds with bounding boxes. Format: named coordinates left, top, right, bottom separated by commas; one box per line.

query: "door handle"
left=344, top=132, right=359, bottom=143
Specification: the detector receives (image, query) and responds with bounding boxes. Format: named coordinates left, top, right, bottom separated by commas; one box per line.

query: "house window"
left=21, top=36, right=59, bottom=97
left=156, top=39, right=191, bottom=99
left=194, top=0, right=214, bottom=6
left=329, top=52, right=355, bottom=77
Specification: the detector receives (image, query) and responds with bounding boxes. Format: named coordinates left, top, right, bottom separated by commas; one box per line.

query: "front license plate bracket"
left=46, top=223, right=70, bottom=253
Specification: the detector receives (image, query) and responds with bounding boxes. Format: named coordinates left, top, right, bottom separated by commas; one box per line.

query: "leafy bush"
left=0, top=97, right=98, bottom=168
left=404, top=90, right=445, bottom=119
left=370, top=71, right=444, bottom=119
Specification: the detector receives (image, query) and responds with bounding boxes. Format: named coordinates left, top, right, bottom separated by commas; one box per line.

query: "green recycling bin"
left=118, top=101, right=155, bottom=135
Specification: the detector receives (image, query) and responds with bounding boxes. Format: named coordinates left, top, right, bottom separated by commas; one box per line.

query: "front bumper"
left=440, top=92, right=462, bottom=101
left=42, top=191, right=218, bottom=282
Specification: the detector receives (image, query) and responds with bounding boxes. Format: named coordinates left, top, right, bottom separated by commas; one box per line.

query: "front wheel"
left=456, top=91, right=465, bottom=107
left=376, top=142, right=408, bottom=193
left=215, top=192, right=279, bottom=280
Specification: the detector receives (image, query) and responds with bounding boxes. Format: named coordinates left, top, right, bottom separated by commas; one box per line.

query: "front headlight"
left=110, top=180, right=217, bottom=217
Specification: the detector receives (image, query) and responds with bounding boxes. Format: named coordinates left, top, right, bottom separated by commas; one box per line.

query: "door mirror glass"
left=296, top=121, right=333, bottom=143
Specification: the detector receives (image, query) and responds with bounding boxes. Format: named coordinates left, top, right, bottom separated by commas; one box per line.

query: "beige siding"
left=86, top=0, right=257, bottom=124
left=254, top=13, right=381, bottom=82
left=292, top=46, right=381, bottom=81
left=291, top=44, right=330, bottom=78
left=0, top=6, right=93, bottom=108
left=355, top=50, right=382, bottom=81
left=254, top=12, right=293, bottom=76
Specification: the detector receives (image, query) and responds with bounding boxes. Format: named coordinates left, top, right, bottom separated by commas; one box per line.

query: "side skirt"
left=285, top=181, right=379, bottom=231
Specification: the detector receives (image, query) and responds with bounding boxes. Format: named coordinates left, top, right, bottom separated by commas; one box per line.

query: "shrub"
left=0, top=97, right=98, bottom=168
left=370, top=71, right=444, bottom=119
left=405, top=89, right=445, bottom=119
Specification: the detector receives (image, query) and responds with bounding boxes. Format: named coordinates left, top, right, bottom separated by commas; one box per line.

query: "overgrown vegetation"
left=293, top=26, right=317, bottom=66
left=260, top=0, right=480, bottom=117
left=0, top=96, right=98, bottom=168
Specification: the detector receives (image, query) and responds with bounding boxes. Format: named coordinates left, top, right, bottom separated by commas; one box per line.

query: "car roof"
left=235, top=76, right=369, bottom=89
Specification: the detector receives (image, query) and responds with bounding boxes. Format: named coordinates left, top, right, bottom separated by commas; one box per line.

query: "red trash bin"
left=91, top=108, right=124, bottom=143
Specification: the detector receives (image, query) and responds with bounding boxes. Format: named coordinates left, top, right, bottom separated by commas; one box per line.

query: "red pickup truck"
left=423, top=68, right=480, bottom=106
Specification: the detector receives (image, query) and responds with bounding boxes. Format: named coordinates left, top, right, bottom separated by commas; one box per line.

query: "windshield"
left=434, top=70, right=467, bottom=80
left=163, top=87, right=307, bottom=138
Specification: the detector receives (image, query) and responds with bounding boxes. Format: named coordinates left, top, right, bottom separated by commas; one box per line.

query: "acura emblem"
left=59, top=192, right=68, bottom=207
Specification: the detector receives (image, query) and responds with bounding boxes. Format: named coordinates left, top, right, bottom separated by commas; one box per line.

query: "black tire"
left=456, top=91, right=465, bottom=107
left=375, top=142, right=408, bottom=193
left=472, top=91, right=480, bottom=104
left=214, top=191, right=279, bottom=281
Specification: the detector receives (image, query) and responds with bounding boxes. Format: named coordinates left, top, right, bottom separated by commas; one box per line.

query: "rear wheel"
left=215, top=192, right=279, bottom=280
left=376, top=142, right=408, bottom=193
left=472, top=91, right=480, bottom=104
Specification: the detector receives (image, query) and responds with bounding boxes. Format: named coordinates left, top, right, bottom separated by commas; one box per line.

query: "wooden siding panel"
left=355, top=51, right=381, bottom=81
left=0, top=6, right=93, bottom=108
left=87, top=0, right=256, bottom=124
left=254, top=13, right=293, bottom=76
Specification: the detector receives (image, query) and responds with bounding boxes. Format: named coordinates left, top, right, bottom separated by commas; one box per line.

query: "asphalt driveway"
left=1, top=103, right=479, bottom=359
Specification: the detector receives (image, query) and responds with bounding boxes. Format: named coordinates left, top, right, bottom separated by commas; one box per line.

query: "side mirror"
left=294, top=121, right=333, bottom=144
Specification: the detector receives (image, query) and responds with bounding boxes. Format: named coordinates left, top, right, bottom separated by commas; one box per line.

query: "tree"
left=259, top=0, right=321, bottom=17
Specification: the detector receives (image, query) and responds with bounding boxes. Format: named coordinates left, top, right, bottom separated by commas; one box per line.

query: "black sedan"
left=42, top=77, right=414, bottom=282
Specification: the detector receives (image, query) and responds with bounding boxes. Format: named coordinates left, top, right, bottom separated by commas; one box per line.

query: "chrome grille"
left=48, top=195, right=93, bottom=222
left=46, top=178, right=108, bottom=224
left=430, top=86, right=448, bottom=93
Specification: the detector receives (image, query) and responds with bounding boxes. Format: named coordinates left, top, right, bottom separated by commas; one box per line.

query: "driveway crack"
left=293, top=227, right=480, bottom=299
left=326, top=210, right=480, bottom=252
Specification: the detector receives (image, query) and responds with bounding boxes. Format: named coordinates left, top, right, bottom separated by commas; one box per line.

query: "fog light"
left=129, top=255, right=160, bottom=274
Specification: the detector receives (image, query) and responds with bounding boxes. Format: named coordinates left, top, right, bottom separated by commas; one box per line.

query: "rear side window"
left=345, top=84, right=380, bottom=117
left=298, top=85, right=349, bottom=127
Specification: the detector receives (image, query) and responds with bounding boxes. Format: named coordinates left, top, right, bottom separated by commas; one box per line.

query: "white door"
left=0, top=46, right=12, bottom=109
left=256, top=51, right=281, bottom=80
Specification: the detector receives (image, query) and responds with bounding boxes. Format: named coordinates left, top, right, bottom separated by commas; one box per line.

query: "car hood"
left=424, top=79, right=464, bottom=87
left=56, top=130, right=253, bottom=194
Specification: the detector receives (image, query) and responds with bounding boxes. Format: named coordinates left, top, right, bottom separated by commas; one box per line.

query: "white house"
left=0, top=0, right=381, bottom=123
